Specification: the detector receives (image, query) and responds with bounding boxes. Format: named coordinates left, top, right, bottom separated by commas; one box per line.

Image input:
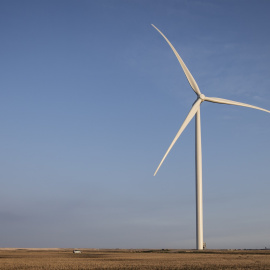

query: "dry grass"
left=0, top=248, right=270, bottom=269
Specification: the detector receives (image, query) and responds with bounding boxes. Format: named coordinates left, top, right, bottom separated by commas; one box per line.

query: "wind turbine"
left=152, top=24, right=270, bottom=250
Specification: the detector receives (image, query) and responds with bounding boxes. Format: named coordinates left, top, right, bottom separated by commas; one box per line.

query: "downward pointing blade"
left=204, top=97, right=270, bottom=114
left=154, top=99, right=202, bottom=176
left=151, top=24, right=201, bottom=96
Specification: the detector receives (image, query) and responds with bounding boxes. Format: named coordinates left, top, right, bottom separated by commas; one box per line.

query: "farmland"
left=0, top=248, right=270, bottom=269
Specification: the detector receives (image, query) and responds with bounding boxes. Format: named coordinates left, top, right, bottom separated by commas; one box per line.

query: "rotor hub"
left=199, top=94, right=205, bottom=101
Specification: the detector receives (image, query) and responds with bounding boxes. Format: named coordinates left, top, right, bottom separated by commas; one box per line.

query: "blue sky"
left=0, top=0, right=270, bottom=249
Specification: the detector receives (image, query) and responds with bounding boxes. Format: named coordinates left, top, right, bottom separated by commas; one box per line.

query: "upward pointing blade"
left=151, top=24, right=201, bottom=96
left=204, top=97, right=270, bottom=114
left=154, top=99, right=202, bottom=176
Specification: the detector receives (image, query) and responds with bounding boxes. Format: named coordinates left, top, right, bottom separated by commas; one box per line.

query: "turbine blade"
left=154, top=99, right=202, bottom=176
left=205, top=97, right=270, bottom=114
left=151, top=24, right=201, bottom=96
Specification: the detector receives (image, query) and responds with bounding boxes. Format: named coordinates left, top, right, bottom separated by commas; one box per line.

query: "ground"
left=0, top=248, right=270, bottom=269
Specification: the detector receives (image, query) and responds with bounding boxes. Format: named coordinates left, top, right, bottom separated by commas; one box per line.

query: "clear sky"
left=1, top=0, right=270, bottom=249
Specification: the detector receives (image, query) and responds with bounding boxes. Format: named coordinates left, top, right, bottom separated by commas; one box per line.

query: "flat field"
left=0, top=248, right=270, bottom=269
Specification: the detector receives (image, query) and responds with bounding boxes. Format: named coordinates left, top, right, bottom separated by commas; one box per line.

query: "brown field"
left=0, top=248, right=270, bottom=269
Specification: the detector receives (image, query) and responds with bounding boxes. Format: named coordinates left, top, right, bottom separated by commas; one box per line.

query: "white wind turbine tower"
left=152, top=24, right=270, bottom=250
